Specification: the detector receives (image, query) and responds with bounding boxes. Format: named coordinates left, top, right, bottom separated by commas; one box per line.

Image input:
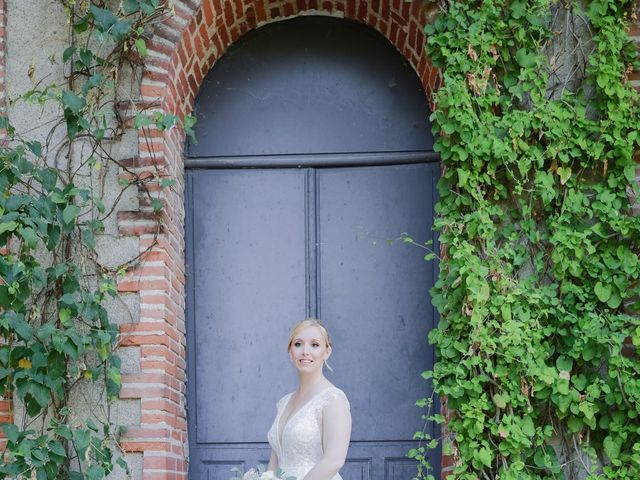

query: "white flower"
left=242, top=468, right=260, bottom=480
left=258, top=471, right=277, bottom=480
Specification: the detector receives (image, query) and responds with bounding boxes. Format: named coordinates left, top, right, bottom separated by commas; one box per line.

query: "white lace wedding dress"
left=267, top=386, right=350, bottom=480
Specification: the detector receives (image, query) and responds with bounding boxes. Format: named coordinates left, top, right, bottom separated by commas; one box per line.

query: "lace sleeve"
left=276, top=392, right=291, bottom=411
left=322, top=388, right=350, bottom=411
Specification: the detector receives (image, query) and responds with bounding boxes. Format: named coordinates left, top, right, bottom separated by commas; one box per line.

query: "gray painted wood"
left=186, top=16, right=434, bottom=158
left=184, top=151, right=439, bottom=169
left=316, top=164, right=439, bottom=443
left=188, top=169, right=309, bottom=444
left=186, top=165, right=440, bottom=479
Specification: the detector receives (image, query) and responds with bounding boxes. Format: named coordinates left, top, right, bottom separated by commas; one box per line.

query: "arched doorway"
left=184, top=16, right=439, bottom=480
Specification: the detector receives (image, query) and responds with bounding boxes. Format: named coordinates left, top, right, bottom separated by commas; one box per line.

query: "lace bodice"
left=267, top=386, right=350, bottom=480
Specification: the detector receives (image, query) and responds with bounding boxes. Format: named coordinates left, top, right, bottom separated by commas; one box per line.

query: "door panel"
left=317, top=164, right=440, bottom=478
left=317, top=164, right=438, bottom=441
left=188, top=169, right=309, bottom=444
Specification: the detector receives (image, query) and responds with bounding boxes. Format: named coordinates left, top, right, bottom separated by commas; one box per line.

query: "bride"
left=266, top=319, right=352, bottom=480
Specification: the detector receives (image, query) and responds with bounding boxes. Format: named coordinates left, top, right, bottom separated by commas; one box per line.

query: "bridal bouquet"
left=230, top=464, right=296, bottom=480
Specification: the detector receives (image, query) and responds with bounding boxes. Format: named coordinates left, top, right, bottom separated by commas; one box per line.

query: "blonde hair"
left=287, top=318, right=334, bottom=372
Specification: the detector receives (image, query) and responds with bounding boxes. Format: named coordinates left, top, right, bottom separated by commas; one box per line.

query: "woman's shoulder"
left=321, top=385, right=350, bottom=411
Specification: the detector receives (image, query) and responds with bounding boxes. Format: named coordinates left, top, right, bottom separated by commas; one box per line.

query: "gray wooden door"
left=185, top=16, right=439, bottom=480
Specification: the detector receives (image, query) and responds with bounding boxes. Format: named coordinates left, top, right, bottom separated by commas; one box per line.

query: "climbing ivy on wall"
left=0, top=1, right=192, bottom=478
left=412, top=0, right=640, bottom=479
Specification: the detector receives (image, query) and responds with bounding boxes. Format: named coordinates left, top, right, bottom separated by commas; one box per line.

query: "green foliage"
left=0, top=113, right=122, bottom=480
left=414, top=0, right=640, bottom=478
left=0, top=0, right=191, bottom=478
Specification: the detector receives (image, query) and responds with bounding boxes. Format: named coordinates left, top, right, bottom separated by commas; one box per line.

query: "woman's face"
left=289, top=325, right=331, bottom=373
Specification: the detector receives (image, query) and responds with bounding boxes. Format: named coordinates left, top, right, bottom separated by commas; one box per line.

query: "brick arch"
left=116, top=1, right=440, bottom=479
left=157, top=1, right=439, bottom=121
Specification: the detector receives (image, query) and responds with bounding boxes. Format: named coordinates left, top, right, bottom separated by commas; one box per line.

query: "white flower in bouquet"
left=230, top=464, right=296, bottom=480
left=271, top=469, right=297, bottom=480
left=241, top=468, right=260, bottom=480
left=229, top=466, right=260, bottom=480
left=258, top=471, right=277, bottom=480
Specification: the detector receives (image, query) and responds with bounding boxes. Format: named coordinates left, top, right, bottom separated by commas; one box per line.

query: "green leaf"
left=501, top=303, right=511, bottom=322
left=73, top=14, right=90, bottom=33
left=48, top=440, right=67, bottom=459
left=63, top=46, right=76, bottom=63
left=62, top=90, right=86, bottom=114
left=14, top=320, right=33, bottom=341
left=122, top=0, right=141, bottom=15
left=623, top=164, right=636, bottom=183
left=557, top=166, right=571, bottom=185
left=568, top=416, right=584, bottom=433
left=89, top=5, right=118, bottom=31
left=62, top=204, right=81, bottom=225
left=94, top=197, right=106, bottom=214
left=133, top=113, right=152, bottom=129
left=1, top=423, right=20, bottom=443
left=79, top=48, right=93, bottom=69
left=603, top=436, right=622, bottom=463
left=111, top=19, right=134, bottom=40
left=59, top=293, right=77, bottom=305
left=607, top=292, right=621, bottom=309
left=28, top=381, right=51, bottom=407
left=510, top=0, right=527, bottom=19
left=556, top=356, right=573, bottom=372
left=19, top=227, right=38, bottom=249
left=0, top=221, right=18, bottom=235
left=36, top=323, right=56, bottom=342
left=135, top=38, right=147, bottom=57
left=82, top=228, right=95, bottom=249
left=87, top=465, right=105, bottom=480
left=556, top=379, right=570, bottom=396
left=515, top=48, right=537, bottom=68
left=151, top=199, right=164, bottom=213
left=594, top=281, right=611, bottom=303
left=73, top=429, right=91, bottom=457
left=106, top=367, right=122, bottom=399
left=59, top=308, right=71, bottom=325
left=457, top=168, right=469, bottom=188
left=39, top=168, right=58, bottom=191
left=116, top=457, right=128, bottom=470
left=27, top=141, right=42, bottom=157
left=476, top=447, right=492, bottom=467
left=492, top=393, right=507, bottom=409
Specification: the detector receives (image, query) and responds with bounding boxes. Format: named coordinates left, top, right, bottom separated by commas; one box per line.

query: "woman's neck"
left=297, top=371, right=330, bottom=394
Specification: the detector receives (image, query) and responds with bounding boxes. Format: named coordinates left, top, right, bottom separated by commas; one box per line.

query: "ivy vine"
left=412, top=0, right=640, bottom=479
left=0, top=1, right=193, bottom=478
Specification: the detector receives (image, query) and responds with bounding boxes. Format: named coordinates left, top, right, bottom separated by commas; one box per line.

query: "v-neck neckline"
left=277, top=386, right=335, bottom=451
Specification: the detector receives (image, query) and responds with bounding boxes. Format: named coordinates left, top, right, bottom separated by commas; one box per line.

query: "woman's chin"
left=295, top=362, right=319, bottom=373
